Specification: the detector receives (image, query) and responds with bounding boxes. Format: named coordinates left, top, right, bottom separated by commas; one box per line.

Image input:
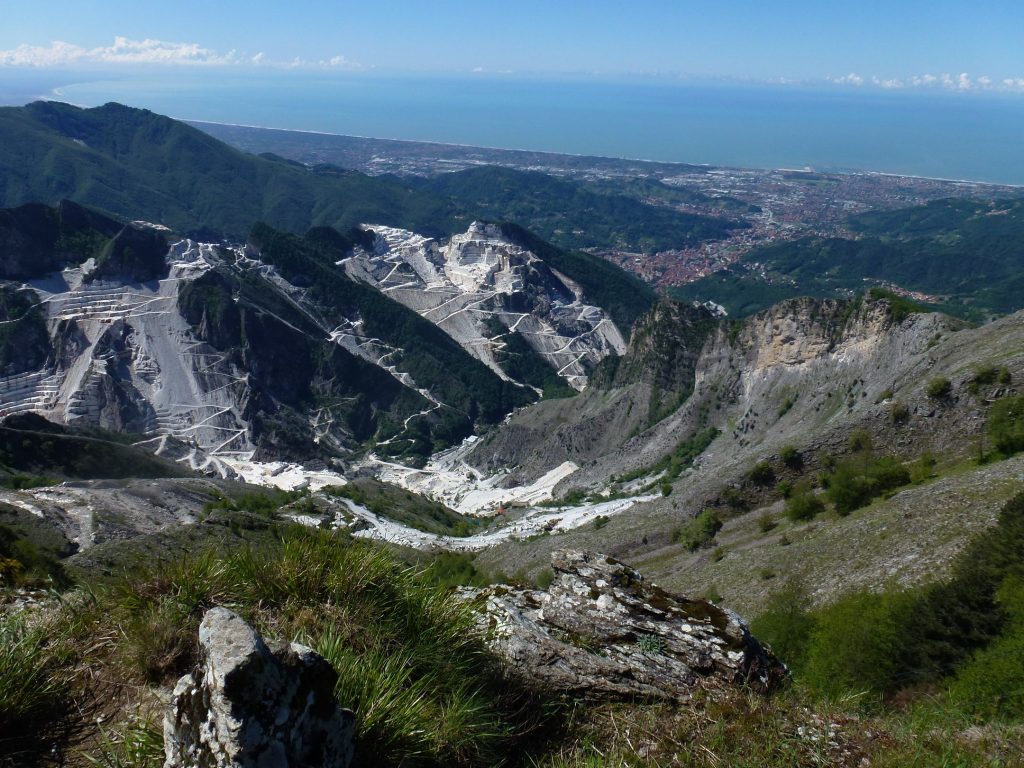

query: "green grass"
left=0, top=614, right=71, bottom=764
left=2, top=527, right=552, bottom=767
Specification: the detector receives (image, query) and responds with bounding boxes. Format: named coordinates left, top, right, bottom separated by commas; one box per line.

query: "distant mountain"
left=672, top=197, right=1024, bottom=319
left=409, top=165, right=746, bottom=253
left=0, top=101, right=462, bottom=239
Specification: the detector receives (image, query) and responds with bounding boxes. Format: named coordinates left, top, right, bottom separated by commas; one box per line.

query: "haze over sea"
left=7, top=71, right=1024, bottom=185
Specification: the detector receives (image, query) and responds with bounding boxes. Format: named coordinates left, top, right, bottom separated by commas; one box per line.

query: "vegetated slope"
left=0, top=101, right=462, bottom=239
left=581, top=175, right=761, bottom=216
left=672, top=197, right=1024, bottom=319
left=410, top=165, right=746, bottom=253
left=0, top=284, right=50, bottom=376
left=465, top=299, right=719, bottom=482
left=237, top=224, right=535, bottom=455
left=474, top=294, right=1024, bottom=587
left=0, top=413, right=191, bottom=484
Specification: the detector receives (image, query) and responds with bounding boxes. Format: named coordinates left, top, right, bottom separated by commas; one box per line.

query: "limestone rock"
left=473, top=550, right=787, bottom=701
left=164, top=607, right=354, bottom=768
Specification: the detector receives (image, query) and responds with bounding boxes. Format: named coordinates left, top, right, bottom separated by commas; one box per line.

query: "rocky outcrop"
left=164, top=607, right=354, bottom=768
left=473, top=550, right=786, bottom=701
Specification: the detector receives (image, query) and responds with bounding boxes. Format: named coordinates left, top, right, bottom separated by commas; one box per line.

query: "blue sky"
left=1, top=0, right=1023, bottom=89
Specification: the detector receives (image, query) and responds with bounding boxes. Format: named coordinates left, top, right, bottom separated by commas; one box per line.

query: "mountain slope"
left=0, top=101, right=462, bottom=239
left=1, top=202, right=646, bottom=466
left=343, top=221, right=627, bottom=390
left=472, top=297, right=1024, bottom=593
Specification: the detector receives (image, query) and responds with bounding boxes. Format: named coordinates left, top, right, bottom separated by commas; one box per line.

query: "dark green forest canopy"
left=0, top=101, right=463, bottom=240
left=411, top=165, right=746, bottom=253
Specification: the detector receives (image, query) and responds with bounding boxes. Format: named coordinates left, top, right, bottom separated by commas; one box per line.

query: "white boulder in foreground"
left=164, top=607, right=354, bottom=768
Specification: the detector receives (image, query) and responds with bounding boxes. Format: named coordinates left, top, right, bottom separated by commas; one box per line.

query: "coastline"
left=185, top=116, right=1023, bottom=189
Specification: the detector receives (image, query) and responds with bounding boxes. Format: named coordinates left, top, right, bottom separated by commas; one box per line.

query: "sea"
left=2, top=69, right=1024, bottom=186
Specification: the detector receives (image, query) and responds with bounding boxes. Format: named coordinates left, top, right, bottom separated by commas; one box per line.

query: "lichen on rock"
left=472, top=549, right=787, bottom=701
left=163, top=607, right=354, bottom=768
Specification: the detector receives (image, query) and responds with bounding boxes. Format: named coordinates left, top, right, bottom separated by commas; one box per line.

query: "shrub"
left=751, top=581, right=815, bottom=670
left=926, top=376, right=952, bottom=400
left=424, top=551, right=491, bottom=589
left=909, top=452, right=937, bottom=484
left=987, top=393, right=1024, bottom=456
left=757, top=513, right=776, bottom=533
left=801, top=589, right=917, bottom=701
left=660, top=482, right=672, bottom=497
left=777, top=396, right=796, bottom=418
left=676, top=509, right=722, bottom=551
left=968, top=365, right=1013, bottom=394
left=779, top=445, right=802, bottom=470
left=592, top=514, right=610, bottom=530
left=721, top=487, right=747, bottom=511
left=904, top=491, right=1024, bottom=683
left=890, top=401, right=910, bottom=425
left=847, top=428, right=874, bottom=452
left=703, top=585, right=724, bottom=603
left=785, top=491, right=825, bottom=522
left=748, top=461, right=775, bottom=486
left=947, top=576, right=1024, bottom=719
left=826, top=454, right=910, bottom=515
left=535, top=568, right=555, bottom=590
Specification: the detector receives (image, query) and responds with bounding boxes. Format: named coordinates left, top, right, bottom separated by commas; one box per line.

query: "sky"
left=0, top=0, right=1022, bottom=91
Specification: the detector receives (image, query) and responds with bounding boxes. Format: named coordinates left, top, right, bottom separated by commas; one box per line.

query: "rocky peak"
left=473, top=549, right=786, bottom=701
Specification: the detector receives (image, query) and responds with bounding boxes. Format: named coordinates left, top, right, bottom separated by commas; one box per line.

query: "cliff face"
left=464, top=294, right=977, bottom=491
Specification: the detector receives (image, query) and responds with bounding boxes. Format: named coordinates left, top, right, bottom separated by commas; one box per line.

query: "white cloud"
left=321, top=55, right=361, bottom=69
left=0, top=36, right=362, bottom=70
left=871, top=76, right=903, bottom=89
left=830, top=72, right=864, bottom=86
left=0, top=36, right=238, bottom=67
left=825, top=69, right=1024, bottom=94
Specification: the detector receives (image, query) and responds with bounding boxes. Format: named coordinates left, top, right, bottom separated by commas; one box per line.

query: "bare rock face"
left=164, top=607, right=354, bottom=768
left=474, top=550, right=787, bottom=701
